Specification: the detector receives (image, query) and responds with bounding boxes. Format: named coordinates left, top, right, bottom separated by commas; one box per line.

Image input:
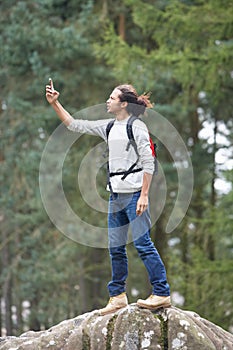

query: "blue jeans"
left=108, top=191, right=170, bottom=297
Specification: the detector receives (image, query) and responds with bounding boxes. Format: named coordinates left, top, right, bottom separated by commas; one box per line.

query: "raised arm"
left=45, top=78, right=74, bottom=126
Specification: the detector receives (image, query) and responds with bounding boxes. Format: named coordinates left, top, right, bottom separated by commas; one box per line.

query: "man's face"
left=106, top=88, right=123, bottom=114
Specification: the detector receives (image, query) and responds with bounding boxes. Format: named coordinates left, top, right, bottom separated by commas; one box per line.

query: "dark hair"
left=116, top=84, right=153, bottom=117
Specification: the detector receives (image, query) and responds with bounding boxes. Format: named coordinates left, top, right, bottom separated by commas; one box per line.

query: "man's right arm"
left=45, top=78, right=74, bottom=126
left=46, top=78, right=112, bottom=139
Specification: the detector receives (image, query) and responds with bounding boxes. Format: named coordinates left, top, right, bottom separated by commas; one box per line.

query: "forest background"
left=0, top=0, right=232, bottom=336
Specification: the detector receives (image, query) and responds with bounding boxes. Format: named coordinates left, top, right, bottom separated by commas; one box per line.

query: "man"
left=45, top=79, right=171, bottom=315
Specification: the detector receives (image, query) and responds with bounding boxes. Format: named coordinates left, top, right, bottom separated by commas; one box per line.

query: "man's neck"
left=115, top=110, right=130, bottom=121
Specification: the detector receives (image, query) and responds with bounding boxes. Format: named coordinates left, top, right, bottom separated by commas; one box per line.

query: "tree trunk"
left=1, top=220, right=13, bottom=335
left=211, top=119, right=217, bottom=207
left=189, top=85, right=200, bottom=146
left=15, top=295, right=23, bottom=335
left=29, top=298, right=41, bottom=331
left=206, top=118, right=217, bottom=261
left=180, top=227, right=190, bottom=306
left=101, top=0, right=108, bottom=20
left=3, top=276, right=13, bottom=335
left=0, top=296, right=1, bottom=337
left=78, top=258, right=88, bottom=313
left=118, top=13, right=125, bottom=40
left=90, top=248, right=106, bottom=309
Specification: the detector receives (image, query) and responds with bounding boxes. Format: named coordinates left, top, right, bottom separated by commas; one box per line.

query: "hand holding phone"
left=45, top=78, right=59, bottom=104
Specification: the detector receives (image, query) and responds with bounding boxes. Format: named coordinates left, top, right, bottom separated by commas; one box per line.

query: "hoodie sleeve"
left=67, top=118, right=113, bottom=142
left=133, top=119, right=155, bottom=175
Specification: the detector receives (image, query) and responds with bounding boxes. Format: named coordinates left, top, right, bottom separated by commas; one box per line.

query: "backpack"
left=106, top=116, right=158, bottom=186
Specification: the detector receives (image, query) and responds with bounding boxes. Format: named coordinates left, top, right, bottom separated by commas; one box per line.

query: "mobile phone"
left=49, top=78, right=54, bottom=90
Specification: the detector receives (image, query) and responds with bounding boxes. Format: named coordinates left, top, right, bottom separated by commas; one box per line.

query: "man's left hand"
left=136, top=195, right=148, bottom=216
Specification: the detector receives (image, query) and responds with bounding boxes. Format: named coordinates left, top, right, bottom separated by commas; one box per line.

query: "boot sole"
left=137, top=302, right=171, bottom=310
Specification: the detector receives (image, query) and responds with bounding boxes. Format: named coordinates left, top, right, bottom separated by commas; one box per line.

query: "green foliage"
left=0, top=0, right=112, bottom=335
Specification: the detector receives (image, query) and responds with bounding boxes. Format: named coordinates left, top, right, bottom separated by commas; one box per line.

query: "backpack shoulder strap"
left=126, top=115, right=138, bottom=142
left=126, top=115, right=140, bottom=156
left=106, top=119, right=115, bottom=142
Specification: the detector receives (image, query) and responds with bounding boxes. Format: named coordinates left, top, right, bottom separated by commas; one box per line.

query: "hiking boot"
left=99, top=293, right=128, bottom=316
left=137, top=295, right=171, bottom=310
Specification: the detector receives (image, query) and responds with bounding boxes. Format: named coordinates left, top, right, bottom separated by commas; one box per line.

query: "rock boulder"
left=0, top=305, right=232, bottom=349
